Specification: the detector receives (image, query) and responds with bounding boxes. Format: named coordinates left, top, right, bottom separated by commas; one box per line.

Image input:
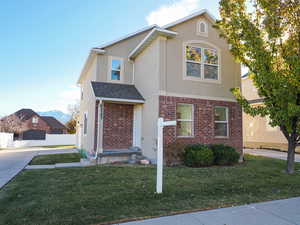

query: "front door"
left=103, top=103, right=134, bottom=150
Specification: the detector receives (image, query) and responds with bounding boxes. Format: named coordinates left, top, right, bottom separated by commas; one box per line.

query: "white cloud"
left=38, top=85, right=80, bottom=114
left=146, top=0, right=201, bottom=26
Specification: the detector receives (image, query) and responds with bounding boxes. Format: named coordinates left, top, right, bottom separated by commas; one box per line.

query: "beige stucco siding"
left=242, top=77, right=260, bottom=100
left=79, top=56, right=97, bottom=154
left=134, top=38, right=161, bottom=160
left=164, top=16, right=240, bottom=100
left=96, top=30, right=151, bottom=84
left=241, top=77, right=292, bottom=151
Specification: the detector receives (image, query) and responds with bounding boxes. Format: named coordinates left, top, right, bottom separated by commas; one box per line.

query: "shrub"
left=209, top=144, right=240, bottom=165
left=165, top=141, right=186, bottom=166
left=183, top=144, right=214, bottom=167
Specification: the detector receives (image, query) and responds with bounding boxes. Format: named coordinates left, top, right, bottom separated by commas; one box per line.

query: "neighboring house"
left=242, top=74, right=299, bottom=152
left=0, top=109, right=67, bottom=140
left=77, top=9, right=243, bottom=163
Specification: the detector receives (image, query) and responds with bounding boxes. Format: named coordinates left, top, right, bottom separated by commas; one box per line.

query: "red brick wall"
left=159, top=96, right=243, bottom=154
left=103, top=103, right=133, bottom=150
left=22, top=115, right=51, bottom=133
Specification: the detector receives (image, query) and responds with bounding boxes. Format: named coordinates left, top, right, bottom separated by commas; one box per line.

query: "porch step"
left=99, top=148, right=142, bottom=157
left=97, top=147, right=143, bottom=164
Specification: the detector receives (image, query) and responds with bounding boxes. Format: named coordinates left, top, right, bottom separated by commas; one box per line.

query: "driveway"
left=244, top=148, right=300, bottom=162
left=120, top=197, right=300, bottom=225
left=0, top=147, right=77, bottom=189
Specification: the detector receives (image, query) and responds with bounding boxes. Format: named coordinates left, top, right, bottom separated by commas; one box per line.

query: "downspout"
left=91, top=99, right=102, bottom=161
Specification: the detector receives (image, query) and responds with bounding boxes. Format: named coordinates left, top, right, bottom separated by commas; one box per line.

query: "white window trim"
left=32, top=117, right=38, bottom=124
left=214, top=106, right=229, bottom=138
left=176, top=103, right=194, bottom=138
left=83, top=112, right=88, bottom=136
left=197, top=20, right=208, bottom=37
left=107, top=56, right=124, bottom=83
left=183, top=40, right=221, bottom=84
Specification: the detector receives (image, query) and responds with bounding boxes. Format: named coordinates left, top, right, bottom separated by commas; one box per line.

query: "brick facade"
left=103, top=103, right=134, bottom=150
left=159, top=96, right=243, bottom=153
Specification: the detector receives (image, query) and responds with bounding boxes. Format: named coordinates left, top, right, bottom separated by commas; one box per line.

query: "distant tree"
left=216, top=0, right=300, bottom=174
left=68, top=102, right=80, bottom=121
left=65, top=119, right=76, bottom=134
left=0, top=115, right=23, bottom=133
left=67, top=102, right=80, bottom=134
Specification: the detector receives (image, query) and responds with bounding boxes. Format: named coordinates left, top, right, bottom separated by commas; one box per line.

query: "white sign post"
left=156, top=117, right=177, bottom=194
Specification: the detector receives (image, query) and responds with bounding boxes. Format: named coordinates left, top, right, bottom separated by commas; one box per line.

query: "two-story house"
left=77, top=9, right=243, bottom=163
left=242, top=74, right=300, bottom=152
left=0, top=108, right=67, bottom=140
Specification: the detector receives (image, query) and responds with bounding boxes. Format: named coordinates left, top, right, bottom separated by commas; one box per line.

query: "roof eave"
left=77, top=48, right=106, bottom=85
left=95, top=24, right=158, bottom=50
left=128, top=28, right=178, bottom=60
left=162, top=9, right=216, bottom=29
left=95, top=97, right=145, bottom=104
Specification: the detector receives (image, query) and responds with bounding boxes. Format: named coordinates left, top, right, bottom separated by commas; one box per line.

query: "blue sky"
left=0, top=0, right=220, bottom=116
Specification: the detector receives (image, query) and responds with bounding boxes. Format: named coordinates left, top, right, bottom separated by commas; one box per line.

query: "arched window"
left=184, top=41, right=220, bottom=81
left=197, top=20, right=208, bottom=36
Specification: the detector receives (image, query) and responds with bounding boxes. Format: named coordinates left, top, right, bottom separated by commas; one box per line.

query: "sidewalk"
left=120, top=197, right=300, bottom=225
left=244, top=148, right=300, bottom=162
left=0, top=147, right=78, bottom=189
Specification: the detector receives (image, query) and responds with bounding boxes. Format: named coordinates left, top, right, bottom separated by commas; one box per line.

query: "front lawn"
left=1, top=155, right=300, bottom=225
left=29, top=153, right=81, bottom=165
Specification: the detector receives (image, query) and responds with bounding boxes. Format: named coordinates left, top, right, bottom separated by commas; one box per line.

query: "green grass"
left=1, top=155, right=300, bottom=225
left=29, top=153, right=81, bottom=165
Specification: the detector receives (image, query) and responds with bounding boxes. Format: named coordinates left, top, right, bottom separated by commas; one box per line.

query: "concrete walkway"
left=0, top=147, right=77, bottom=189
left=120, top=197, right=300, bottom=225
left=244, top=148, right=300, bottom=162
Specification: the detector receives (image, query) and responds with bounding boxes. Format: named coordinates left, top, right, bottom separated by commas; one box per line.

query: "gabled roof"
left=96, top=24, right=158, bottom=49
left=91, top=82, right=144, bottom=103
left=14, top=109, right=39, bottom=121
left=129, top=28, right=178, bottom=60
left=41, top=116, right=67, bottom=130
left=77, top=9, right=216, bottom=84
left=162, top=9, right=216, bottom=29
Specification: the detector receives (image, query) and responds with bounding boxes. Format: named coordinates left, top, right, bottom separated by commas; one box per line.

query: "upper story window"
left=185, top=44, right=220, bottom=82
left=197, top=20, right=208, bottom=36
left=108, top=56, right=123, bottom=82
left=32, top=117, right=38, bottom=124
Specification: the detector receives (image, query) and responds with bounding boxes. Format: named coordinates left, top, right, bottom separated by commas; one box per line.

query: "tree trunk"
left=286, top=139, right=296, bottom=174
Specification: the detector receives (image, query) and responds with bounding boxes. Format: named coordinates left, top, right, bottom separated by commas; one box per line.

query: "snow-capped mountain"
left=38, top=110, right=71, bottom=124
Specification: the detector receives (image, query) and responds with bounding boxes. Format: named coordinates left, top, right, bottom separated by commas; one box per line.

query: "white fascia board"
left=128, top=28, right=178, bottom=60
left=162, top=9, right=216, bottom=29
left=96, top=24, right=158, bottom=49
left=91, top=48, right=106, bottom=54
left=96, top=97, right=145, bottom=104
left=77, top=49, right=106, bottom=84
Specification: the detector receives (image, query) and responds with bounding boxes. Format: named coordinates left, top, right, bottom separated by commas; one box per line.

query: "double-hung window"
left=109, top=57, right=123, bottom=82
left=176, top=104, right=194, bottom=137
left=185, top=45, right=219, bottom=81
left=214, top=106, right=229, bottom=138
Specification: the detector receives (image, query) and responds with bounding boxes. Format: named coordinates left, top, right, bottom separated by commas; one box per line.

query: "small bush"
left=209, top=144, right=240, bottom=165
left=183, top=144, right=214, bottom=167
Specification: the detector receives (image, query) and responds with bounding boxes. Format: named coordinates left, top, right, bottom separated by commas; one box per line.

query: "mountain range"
left=38, top=110, right=71, bottom=124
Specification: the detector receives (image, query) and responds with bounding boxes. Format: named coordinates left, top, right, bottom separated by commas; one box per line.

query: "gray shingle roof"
left=41, top=116, right=67, bottom=129
left=14, top=109, right=39, bottom=121
left=91, top=82, right=144, bottom=101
